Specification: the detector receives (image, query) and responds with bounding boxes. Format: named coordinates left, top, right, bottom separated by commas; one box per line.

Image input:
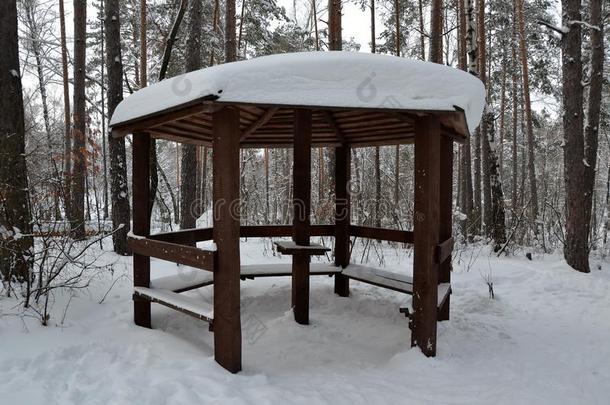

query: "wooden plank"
left=212, top=106, right=242, bottom=373
left=132, top=132, right=152, bottom=328
left=134, top=287, right=213, bottom=323
left=411, top=115, right=441, bottom=357
left=342, top=264, right=413, bottom=294
left=240, top=107, right=278, bottom=140
left=334, top=144, right=350, bottom=296
left=150, top=263, right=342, bottom=293
left=149, top=227, right=213, bottom=244
left=128, top=236, right=215, bottom=271
left=274, top=241, right=330, bottom=256
left=349, top=225, right=414, bottom=244
left=292, top=108, right=312, bottom=325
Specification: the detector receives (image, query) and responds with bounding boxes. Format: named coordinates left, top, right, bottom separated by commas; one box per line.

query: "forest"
left=0, top=0, right=609, bottom=402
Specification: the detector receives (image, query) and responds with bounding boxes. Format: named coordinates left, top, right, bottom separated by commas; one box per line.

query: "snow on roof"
left=110, top=51, right=486, bottom=133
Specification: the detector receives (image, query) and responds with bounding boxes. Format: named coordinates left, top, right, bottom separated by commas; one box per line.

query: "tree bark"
left=516, top=0, right=539, bottom=230
left=69, top=0, right=87, bottom=239
left=328, top=0, right=342, bottom=50
left=429, top=0, right=443, bottom=63
left=225, top=0, right=237, bottom=61
left=106, top=0, right=131, bottom=255
left=561, top=0, right=587, bottom=272
left=0, top=0, right=34, bottom=281
left=59, top=0, right=72, bottom=215
left=180, top=0, right=203, bottom=230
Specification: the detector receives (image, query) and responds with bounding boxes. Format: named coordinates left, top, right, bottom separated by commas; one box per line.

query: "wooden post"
left=438, top=133, right=453, bottom=321
left=292, top=109, right=312, bottom=324
left=334, top=144, right=350, bottom=296
left=212, top=106, right=242, bottom=373
left=411, top=116, right=441, bottom=356
left=132, top=132, right=151, bottom=328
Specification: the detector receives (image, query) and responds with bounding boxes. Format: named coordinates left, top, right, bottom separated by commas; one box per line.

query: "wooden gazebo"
left=109, top=51, right=485, bottom=373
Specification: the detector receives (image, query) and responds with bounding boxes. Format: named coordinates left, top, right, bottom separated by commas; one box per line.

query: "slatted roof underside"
left=114, top=103, right=468, bottom=147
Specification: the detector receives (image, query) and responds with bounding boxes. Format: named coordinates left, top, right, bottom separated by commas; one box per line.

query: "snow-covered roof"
left=109, top=51, right=485, bottom=134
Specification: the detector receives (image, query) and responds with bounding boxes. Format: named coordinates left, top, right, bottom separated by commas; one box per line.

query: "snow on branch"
left=536, top=19, right=569, bottom=35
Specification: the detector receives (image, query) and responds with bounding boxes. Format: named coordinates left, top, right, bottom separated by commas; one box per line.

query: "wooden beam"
left=334, top=144, right=350, bottom=296
left=212, top=106, right=242, bottom=373
left=240, top=107, right=278, bottom=140
left=437, top=135, right=454, bottom=321
left=127, top=236, right=215, bottom=271
left=292, top=108, right=312, bottom=325
left=322, top=110, right=346, bottom=144
left=148, top=227, right=214, bottom=244
left=411, top=115, right=441, bottom=357
left=239, top=224, right=335, bottom=238
left=349, top=225, right=414, bottom=244
left=132, top=132, right=152, bottom=328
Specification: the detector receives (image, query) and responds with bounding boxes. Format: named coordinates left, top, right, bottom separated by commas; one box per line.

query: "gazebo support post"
left=132, top=132, right=152, bottom=328
left=411, top=116, right=441, bottom=356
left=438, top=133, right=453, bottom=321
left=334, top=144, right=350, bottom=296
left=292, top=109, right=312, bottom=325
left=212, top=107, right=242, bottom=373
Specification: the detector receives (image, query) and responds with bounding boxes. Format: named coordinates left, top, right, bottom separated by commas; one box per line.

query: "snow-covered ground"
left=1, top=239, right=609, bottom=404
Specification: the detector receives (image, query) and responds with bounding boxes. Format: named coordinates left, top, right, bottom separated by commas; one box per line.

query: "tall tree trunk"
left=180, top=0, right=203, bottom=230
left=394, top=0, right=400, bottom=55
left=106, top=0, right=131, bottom=255
left=328, top=0, right=342, bottom=50
left=370, top=0, right=375, bottom=53
left=225, top=0, right=237, bottom=61
left=583, top=0, right=603, bottom=251
left=59, top=0, right=72, bottom=215
left=1, top=0, right=34, bottom=282
left=159, top=0, right=188, bottom=81
left=429, top=0, right=443, bottom=62
left=100, top=8, right=109, bottom=221
left=457, top=0, right=473, bottom=239
left=466, top=0, right=481, bottom=234
left=516, top=0, right=539, bottom=231
left=24, top=1, right=63, bottom=219
left=70, top=0, right=87, bottom=239
left=561, top=0, right=587, bottom=272
left=418, top=0, right=426, bottom=59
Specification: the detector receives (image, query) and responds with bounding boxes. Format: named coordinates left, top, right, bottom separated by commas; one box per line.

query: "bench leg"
left=292, top=255, right=310, bottom=324
left=334, top=274, right=349, bottom=297
left=437, top=295, right=450, bottom=321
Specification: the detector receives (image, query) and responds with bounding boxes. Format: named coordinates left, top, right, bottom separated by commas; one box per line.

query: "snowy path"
left=1, top=241, right=609, bottom=404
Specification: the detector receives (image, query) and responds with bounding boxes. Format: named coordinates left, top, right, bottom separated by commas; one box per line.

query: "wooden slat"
left=342, top=264, right=413, bottom=294
left=134, top=287, right=213, bottom=323
left=128, top=236, right=216, bottom=271
left=274, top=241, right=330, bottom=256
left=349, top=225, right=414, bottom=244
left=112, top=100, right=217, bottom=136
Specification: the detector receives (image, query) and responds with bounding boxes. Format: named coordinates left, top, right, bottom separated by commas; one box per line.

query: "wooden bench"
left=150, top=263, right=342, bottom=293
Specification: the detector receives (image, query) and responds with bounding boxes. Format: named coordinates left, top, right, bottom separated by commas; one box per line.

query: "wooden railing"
left=348, top=225, right=414, bottom=244
left=128, top=235, right=216, bottom=271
